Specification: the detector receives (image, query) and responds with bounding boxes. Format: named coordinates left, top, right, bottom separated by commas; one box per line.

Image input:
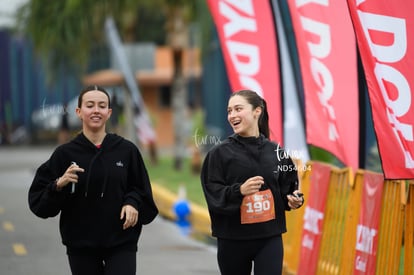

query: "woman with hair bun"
left=29, top=85, right=158, bottom=275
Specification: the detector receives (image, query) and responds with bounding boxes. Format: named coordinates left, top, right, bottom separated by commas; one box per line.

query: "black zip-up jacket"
left=201, top=134, right=298, bottom=240
left=28, top=133, right=158, bottom=252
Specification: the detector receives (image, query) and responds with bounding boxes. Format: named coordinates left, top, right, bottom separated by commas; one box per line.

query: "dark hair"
left=230, top=90, right=270, bottom=138
left=78, top=85, right=111, bottom=108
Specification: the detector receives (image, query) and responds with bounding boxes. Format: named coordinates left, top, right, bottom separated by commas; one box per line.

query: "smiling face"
left=76, top=90, right=112, bottom=133
left=227, top=95, right=262, bottom=137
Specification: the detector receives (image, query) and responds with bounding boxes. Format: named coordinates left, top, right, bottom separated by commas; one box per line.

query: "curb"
left=151, top=184, right=212, bottom=236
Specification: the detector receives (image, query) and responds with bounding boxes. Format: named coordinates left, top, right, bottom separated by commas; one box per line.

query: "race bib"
left=240, top=189, right=275, bottom=224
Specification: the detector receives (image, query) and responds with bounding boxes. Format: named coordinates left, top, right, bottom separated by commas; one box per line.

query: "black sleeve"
left=278, top=155, right=299, bottom=210
left=200, top=150, right=243, bottom=215
left=28, top=154, right=66, bottom=219
left=124, top=146, right=158, bottom=225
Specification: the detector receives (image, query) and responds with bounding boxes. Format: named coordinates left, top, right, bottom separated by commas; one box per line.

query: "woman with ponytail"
left=201, top=90, right=303, bottom=275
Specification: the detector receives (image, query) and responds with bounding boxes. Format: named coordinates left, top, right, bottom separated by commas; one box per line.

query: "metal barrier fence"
left=151, top=161, right=414, bottom=274
left=283, top=161, right=414, bottom=275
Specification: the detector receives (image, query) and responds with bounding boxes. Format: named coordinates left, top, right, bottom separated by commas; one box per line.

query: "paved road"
left=0, top=145, right=219, bottom=275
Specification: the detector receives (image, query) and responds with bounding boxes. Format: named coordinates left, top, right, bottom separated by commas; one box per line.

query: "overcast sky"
left=0, top=0, right=28, bottom=27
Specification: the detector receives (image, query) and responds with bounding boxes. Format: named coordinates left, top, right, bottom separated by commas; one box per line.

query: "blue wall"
left=0, top=29, right=82, bottom=143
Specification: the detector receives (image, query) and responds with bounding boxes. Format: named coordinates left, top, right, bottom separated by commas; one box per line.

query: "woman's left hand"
left=120, top=204, right=139, bottom=230
left=287, top=190, right=304, bottom=209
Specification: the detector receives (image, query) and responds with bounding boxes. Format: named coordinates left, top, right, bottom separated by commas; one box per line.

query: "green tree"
left=16, top=0, right=164, bottom=78
left=17, top=0, right=202, bottom=170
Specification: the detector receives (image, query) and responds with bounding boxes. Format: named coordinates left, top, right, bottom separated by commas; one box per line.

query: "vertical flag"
left=105, top=17, right=156, bottom=145
left=354, top=172, right=384, bottom=274
left=286, top=0, right=359, bottom=171
left=297, top=162, right=331, bottom=275
left=347, top=0, right=414, bottom=179
left=207, top=0, right=283, bottom=143
left=271, top=0, right=310, bottom=163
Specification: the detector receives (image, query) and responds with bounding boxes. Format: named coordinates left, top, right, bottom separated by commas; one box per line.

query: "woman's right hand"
left=55, top=163, right=84, bottom=190
left=240, top=176, right=264, bottom=196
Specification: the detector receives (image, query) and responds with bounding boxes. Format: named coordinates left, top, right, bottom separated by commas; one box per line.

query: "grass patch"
left=144, top=156, right=207, bottom=207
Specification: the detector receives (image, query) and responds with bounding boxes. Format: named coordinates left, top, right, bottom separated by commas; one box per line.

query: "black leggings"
left=217, top=235, right=283, bottom=275
left=67, top=248, right=136, bottom=275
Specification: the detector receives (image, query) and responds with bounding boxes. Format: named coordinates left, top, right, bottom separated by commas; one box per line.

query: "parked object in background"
left=31, top=97, right=81, bottom=143
left=57, top=103, right=70, bottom=144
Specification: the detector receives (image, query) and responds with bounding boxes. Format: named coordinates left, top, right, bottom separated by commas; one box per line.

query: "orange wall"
left=141, top=86, right=174, bottom=149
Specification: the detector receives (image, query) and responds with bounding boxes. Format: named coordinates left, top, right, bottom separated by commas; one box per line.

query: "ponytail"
left=259, top=99, right=270, bottom=139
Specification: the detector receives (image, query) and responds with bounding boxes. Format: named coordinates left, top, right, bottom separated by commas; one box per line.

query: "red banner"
left=297, top=162, right=331, bottom=275
left=207, top=0, right=282, bottom=143
left=287, top=0, right=359, bottom=171
left=354, top=172, right=384, bottom=274
left=347, top=0, right=414, bottom=179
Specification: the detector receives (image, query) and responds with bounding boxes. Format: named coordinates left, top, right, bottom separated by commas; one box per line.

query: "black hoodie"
left=201, top=134, right=298, bottom=240
left=28, top=133, right=158, bottom=252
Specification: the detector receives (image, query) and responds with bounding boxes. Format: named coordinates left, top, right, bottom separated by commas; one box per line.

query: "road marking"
left=13, top=243, right=27, bottom=256
left=1, top=218, right=28, bottom=256
left=3, top=221, right=15, bottom=232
